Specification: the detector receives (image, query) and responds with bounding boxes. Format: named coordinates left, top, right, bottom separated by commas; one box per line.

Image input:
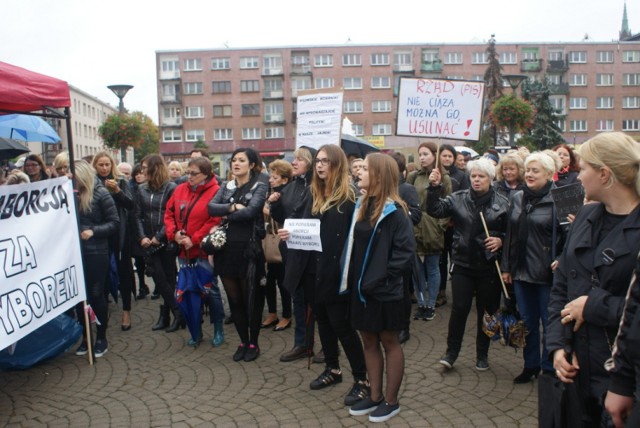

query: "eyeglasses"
left=314, top=158, right=331, bottom=166
left=187, top=170, right=202, bottom=177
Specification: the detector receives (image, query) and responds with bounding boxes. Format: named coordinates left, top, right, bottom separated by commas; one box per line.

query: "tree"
left=99, top=111, right=158, bottom=163
left=521, top=79, right=566, bottom=150
left=490, top=94, right=535, bottom=145
left=478, top=34, right=504, bottom=150
left=193, top=139, right=209, bottom=151
left=131, top=112, right=160, bottom=163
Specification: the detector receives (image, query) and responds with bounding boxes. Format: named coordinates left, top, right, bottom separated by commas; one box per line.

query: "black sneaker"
left=369, top=401, right=401, bottom=423
left=475, top=356, right=489, bottom=371
left=75, top=341, right=88, bottom=356
left=344, top=380, right=370, bottom=406
left=349, top=396, right=384, bottom=416
left=310, top=367, right=342, bottom=390
left=94, top=339, right=108, bottom=358
left=232, top=344, right=246, bottom=362
left=425, top=307, right=436, bottom=321
left=413, top=306, right=427, bottom=320
left=439, top=353, right=456, bottom=369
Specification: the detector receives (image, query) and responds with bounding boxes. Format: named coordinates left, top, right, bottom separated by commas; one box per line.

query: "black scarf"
left=516, top=181, right=553, bottom=269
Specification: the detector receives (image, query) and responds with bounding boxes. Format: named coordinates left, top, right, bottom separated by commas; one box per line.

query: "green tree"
left=521, top=79, right=566, bottom=150
left=478, top=34, right=504, bottom=150
left=490, top=94, right=536, bottom=145
left=99, top=111, right=158, bottom=163
left=193, top=139, right=209, bottom=152
left=132, top=112, right=160, bottom=163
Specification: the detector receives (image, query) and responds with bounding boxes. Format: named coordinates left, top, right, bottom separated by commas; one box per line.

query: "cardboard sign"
left=551, top=182, right=585, bottom=225
left=396, top=77, right=485, bottom=141
left=296, top=91, right=343, bottom=150
left=283, top=218, right=322, bottom=251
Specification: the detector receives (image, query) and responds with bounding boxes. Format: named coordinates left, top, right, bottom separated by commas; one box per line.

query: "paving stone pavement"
left=0, top=281, right=538, bottom=427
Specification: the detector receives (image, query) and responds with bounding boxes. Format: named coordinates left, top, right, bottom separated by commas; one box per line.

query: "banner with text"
left=396, top=77, right=485, bottom=141
left=283, top=219, right=322, bottom=252
left=0, top=177, right=86, bottom=350
left=296, top=91, right=344, bottom=150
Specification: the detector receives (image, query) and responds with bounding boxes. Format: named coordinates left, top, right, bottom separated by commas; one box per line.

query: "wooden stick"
left=82, top=301, right=94, bottom=366
left=435, top=141, right=440, bottom=170
left=479, top=211, right=510, bottom=299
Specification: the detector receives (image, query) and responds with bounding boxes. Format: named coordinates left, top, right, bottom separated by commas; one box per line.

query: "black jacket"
left=78, top=182, right=119, bottom=256
left=501, top=186, right=565, bottom=284
left=547, top=203, right=640, bottom=402
left=493, top=180, right=525, bottom=200
left=447, top=165, right=469, bottom=192
left=270, top=171, right=312, bottom=225
left=99, top=176, right=134, bottom=252
left=399, top=180, right=421, bottom=226
left=135, top=181, right=177, bottom=243
left=555, top=170, right=580, bottom=188
left=427, top=186, right=509, bottom=270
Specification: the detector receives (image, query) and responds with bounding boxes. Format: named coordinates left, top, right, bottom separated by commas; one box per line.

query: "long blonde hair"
left=74, top=160, right=96, bottom=213
left=92, top=151, right=119, bottom=178
left=311, top=144, right=355, bottom=214
left=357, top=153, right=407, bottom=226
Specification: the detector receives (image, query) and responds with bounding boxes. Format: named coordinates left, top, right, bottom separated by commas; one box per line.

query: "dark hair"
left=188, top=157, right=213, bottom=177
left=132, top=163, right=143, bottom=176
left=552, top=143, right=580, bottom=172
left=418, top=141, right=438, bottom=156
left=190, top=148, right=209, bottom=158
left=230, top=148, right=262, bottom=174
left=142, top=154, right=170, bottom=190
left=440, top=144, right=457, bottom=158
left=389, top=151, right=406, bottom=174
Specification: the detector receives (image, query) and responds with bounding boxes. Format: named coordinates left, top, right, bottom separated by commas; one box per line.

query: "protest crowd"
left=3, top=131, right=640, bottom=426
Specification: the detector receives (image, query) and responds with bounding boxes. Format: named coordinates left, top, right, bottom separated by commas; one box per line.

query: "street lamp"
left=107, top=84, right=134, bottom=114
left=502, top=74, right=528, bottom=145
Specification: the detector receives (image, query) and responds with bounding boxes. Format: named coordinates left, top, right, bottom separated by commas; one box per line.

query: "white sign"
left=296, top=91, right=344, bottom=150
left=283, top=218, right=322, bottom=252
left=396, top=77, right=485, bottom=141
left=0, top=177, right=86, bottom=350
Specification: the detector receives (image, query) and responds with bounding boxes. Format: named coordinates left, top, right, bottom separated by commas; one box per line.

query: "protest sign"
left=283, top=218, right=322, bottom=251
left=551, top=182, right=585, bottom=225
left=296, top=90, right=343, bottom=150
left=396, top=77, right=485, bottom=141
left=0, top=177, right=86, bottom=350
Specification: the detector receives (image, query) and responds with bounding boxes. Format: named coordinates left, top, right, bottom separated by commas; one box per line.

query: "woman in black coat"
left=547, top=132, right=640, bottom=426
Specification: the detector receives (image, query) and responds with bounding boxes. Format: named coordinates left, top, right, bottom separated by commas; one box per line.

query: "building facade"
left=156, top=40, right=640, bottom=159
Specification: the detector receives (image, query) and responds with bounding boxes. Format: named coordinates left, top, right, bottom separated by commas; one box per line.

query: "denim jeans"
left=421, top=254, right=441, bottom=309
left=513, top=280, right=553, bottom=372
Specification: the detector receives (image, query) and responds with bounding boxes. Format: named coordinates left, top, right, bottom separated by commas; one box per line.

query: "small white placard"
left=283, top=218, right=322, bottom=252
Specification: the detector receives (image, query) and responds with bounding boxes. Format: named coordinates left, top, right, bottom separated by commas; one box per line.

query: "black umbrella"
left=340, top=134, right=380, bottom=158
left=0, top=137, right=29, bottom=160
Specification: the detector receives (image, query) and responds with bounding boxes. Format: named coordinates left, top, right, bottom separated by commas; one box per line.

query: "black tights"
left=222, top=276, right=263, bottom=346
left=76, top=254, right=109, bottom=341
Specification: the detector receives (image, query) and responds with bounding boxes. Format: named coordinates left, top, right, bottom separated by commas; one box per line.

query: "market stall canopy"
left=0, top=61, right=70, bottom=114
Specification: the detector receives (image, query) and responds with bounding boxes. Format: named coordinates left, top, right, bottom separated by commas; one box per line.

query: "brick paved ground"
left=0, top=280, right=538, bottom=427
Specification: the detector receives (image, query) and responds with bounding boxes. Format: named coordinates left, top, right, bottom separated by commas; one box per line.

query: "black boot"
left=513, top=367, right=540, bottom=384
left=152, top=305, right=170, bottom=331
left=165, top=307, right=186, bottom=333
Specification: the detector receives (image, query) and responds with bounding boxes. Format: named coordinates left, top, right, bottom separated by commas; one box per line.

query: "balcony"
left=547, top=60, right=569, bottom=73
left=421, top=60, right=443, bottom=73
left=521, top=59, right=542, bottom=72
left=160, top=94, right=181, bottom=104
left=263, top=89, right=284, bottom=100
left=264, top=113, right=285, bottom=124
left=548, top=83, right=569, bottom=94
left=161, top=117, right=182, bottom=127
left=290, top=64, right=311, bottom=75
left=262, top=67, right=284, bottom=76
left=159, top=70, right=181, bottom=80
left=393, top=64, right=415, bottom=73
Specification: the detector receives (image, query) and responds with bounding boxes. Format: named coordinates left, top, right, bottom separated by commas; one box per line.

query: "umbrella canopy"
left=176, top=261, right=212, bottom=344
left=340, top=134, right=380, bottom=158
left=0, top=114, right=61, bottom=143
left=0, top=137, right=29, bottom=160
left=454, top=146, right=479, bottom=158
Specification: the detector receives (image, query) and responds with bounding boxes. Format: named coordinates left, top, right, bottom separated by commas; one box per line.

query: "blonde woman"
left=168, top=160, right=184, bottom=181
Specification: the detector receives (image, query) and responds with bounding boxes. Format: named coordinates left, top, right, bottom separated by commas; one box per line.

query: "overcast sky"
left=1, top=0, right=635, bottom=123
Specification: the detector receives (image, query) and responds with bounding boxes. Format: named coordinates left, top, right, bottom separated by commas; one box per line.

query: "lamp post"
left=502, top=74, right=527, bottom=145
left=107, top=84, right=133, bottom=161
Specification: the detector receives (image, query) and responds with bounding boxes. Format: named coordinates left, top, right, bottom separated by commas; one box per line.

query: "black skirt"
left=214, top=240, right=265, bottom=279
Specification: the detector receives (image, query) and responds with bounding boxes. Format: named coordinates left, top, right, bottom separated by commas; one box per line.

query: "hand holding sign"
left=283, top=219, right=322, bottom=251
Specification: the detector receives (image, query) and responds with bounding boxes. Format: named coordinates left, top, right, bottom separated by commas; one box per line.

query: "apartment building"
left=156, top=40, right=640, bottom=160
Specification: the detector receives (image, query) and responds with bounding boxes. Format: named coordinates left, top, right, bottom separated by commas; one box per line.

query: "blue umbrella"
left=176, top=260, right=212, bottom=346
left=0, top=114, right=61, bottom=143
left=107, top=252, right=120, bottom=303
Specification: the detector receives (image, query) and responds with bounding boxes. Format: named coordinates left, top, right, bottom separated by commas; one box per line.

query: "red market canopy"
left=0, top=61, right=70, bottom=114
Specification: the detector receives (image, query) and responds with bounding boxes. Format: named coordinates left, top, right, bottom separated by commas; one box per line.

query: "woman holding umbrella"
left=165, top=157, right=222, bottom=346
left=208, top=148, right=267, bottom=362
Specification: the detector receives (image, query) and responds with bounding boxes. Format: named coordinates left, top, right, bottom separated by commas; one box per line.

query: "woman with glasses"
left=208, top=148, right=267, bottom=361
left=53, top=152, right=72, bottom=178
left=22, top=154, right=49, bottom=182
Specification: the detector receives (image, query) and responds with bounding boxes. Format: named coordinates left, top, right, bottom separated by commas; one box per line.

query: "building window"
left=596, top=97, right=614, bottom=109
left=555, top=119, right=566, bottom=132
left=291, top=76, right=312, bottom=92
left=161, top=60, right=180, bottom=73
left=264, top=102, right=284, bottom=121
left=185, top=129, right=205, bottom=141
left=211, top=57, right=230, bottom=70
left=596, top=120, right=614, bottom=131
left=372, top=100, right=391, bottom=112
left=569, top=74, right=587, bottom=86
left=444, top=52, right=463, bottom=64
left=371, top=53, right=390, bottom=66
left=371, top=76, right=391, bottom=89
left=213, top=105, right=232, bottom=117
left=471, top=75, right=484, bottom=81
left=314, top=54, right=333, bottom=67
left=569, top=120, right=588, bottom=132
left=184, top=106, right=204, bottom=118
left=263, top=55, right=283, bottom=74
left=241, top=80, right=260, bottom=93
left=622, top=96, right=640, bottom=109
left=569, top=51, right=587, bottom=63
left=623, top=73, right=640, bottom=86
left=522, top=49, right=539, bottom=60
left=569, top=97, right=587, bottom=109
left=241, top=104, right=259, bottom=117
left=239, top=56, right=259, bottom=69
left=596, top=73, right=614, bottom=86
left=353, top=124, right=364, bottom=136
left=344, top=101, right=363, bottom=113
left=342, top=54, right=362, bottom=66
left=596, top=51, right=614, bottom=63
left=623, top=120, right=640, bottom=131
left=447, top=75, right=464, bottom=80
left=622, top=51, right=640, bottom=63
left=547, top=74, right=561, bottom=85
left=549, top=96, right=566, bottom=114
left=422, top=49, right=439, bottom=62
left=265, top=127, right=284, bottom=139
left=548, top=50, right=564, bottom=61
left=162, top=130, right=181, bottom=142
left=242, top=128, right=261, bottom=140
left=315, top=77, right=334, bottom=89
left=394, top=52, right=412, bottom=68
left=214, top=128, right=233, bottom=140
left=264, top=78, right=283, bottom=97
left=373, top=123, right=392, bottom=135
left=212, top=81, right=231, bottom=94
left=184, top=58, right=202, bottom=71
left=471, top=52, right=488, bottom=64
left=163, top=83, right=178, bottom=97
left=500, top=52, right=517, bottom=64
left=184, top=82, right=203, bottom=94
left=344, top=77, right=363, bottom=90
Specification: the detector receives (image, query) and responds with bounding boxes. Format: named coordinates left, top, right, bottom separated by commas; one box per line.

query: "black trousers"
left=149, top=249, right=177, bottom=310
left=76, top=253, right=109, bottom=340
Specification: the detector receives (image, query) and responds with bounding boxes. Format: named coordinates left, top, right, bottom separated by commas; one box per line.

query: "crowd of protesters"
left=4, top=131, right=640, bottom=425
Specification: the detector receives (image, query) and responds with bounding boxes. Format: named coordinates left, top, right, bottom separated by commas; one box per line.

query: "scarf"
left=516, top=181, right=553, bottom=269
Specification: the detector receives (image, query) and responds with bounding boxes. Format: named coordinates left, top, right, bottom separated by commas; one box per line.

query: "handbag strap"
left=181, top=188, right=206, bottom=231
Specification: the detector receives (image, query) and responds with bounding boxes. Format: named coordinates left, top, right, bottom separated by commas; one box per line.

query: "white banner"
left=295, top=91, right=343, bottom=150
left=0, top=177, right=86, bottom=350
left=283, top=218, right=322, bottom=251
left=396, top=77, right=485, bottom=141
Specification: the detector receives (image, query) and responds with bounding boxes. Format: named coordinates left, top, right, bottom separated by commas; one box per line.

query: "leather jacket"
left=135, top=181, right=177, bottom=243
left=78, top=182, right=119, bottom=256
